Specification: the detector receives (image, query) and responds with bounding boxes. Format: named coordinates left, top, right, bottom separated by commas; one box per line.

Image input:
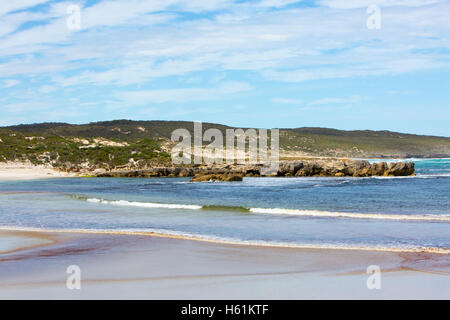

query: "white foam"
left=419, top=173, right=450, bottom=178
left=370, top=173, right=450, bottom=179
left=363, top=158, right=450, bottom=164
left=86, top=198, right=202, bottom=210
left=249, top=208, right=450, bottom=222
left=83, top=198, right=450, bottom=222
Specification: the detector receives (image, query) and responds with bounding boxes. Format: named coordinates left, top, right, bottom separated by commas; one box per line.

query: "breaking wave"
left=248, top=208, right=450, bottom=221
left=82, top=197, right=450, bottom=222
left=86, top=198, right=202, bottom=210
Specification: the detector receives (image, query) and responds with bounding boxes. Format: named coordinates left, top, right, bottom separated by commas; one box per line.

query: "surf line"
left=0, top=226, right=449, bottom=255
left=82, top=197, right=450, bottom=222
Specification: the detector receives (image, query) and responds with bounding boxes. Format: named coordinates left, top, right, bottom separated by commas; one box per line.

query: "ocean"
left=0, top=159, right=449, bottom=253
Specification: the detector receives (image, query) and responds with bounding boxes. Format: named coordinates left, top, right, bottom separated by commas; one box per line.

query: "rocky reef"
left=95, top=159, right=415, bottom=181
left=190, top=173, right=244, bottom=182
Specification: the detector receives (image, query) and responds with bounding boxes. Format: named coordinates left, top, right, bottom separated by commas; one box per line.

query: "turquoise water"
left=0, top=159, right=449, bottom=252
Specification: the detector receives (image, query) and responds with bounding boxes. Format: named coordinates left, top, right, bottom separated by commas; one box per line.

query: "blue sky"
left=0, top=0, right=449, bottom=136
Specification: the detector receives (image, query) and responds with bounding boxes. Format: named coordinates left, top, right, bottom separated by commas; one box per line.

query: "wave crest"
left=249, top=208, right=450, bottom=221
left=86, top=198, right=202, bottom=210
left=82, top=197, right=450, bottom=222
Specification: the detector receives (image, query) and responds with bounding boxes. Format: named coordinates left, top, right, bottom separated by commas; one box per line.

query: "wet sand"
left=0, top=230, right=448, bottom=299
left=0, top=232, right=55, bottom=254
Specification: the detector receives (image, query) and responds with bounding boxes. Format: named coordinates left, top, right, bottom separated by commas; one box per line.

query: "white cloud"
left=256, top=0, right=302, bottom=8
left=81, top=0, right=174, bottom=29
left=309, top=95, right=370, bottom=106
left=3, top=79, right=20, bottom=88
left=317, top=0, right=443, bottom=9
left=2, top=101, right=50, bottom=113
left=0, top=0, right=449, bottom=101
left=117, top=81, right=252, bottom=105
left=272, top=98, right=302, bottom=104
left=38, top=85, right=57, bottom=93
left=0, top=0, right=50, bottom=16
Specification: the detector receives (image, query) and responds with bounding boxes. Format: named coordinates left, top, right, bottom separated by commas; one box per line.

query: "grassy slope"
left=1, top=121, right=449, bottom=169
left=0, top=126, right=170, bottom=170
left=280, top=128, right=450, bottom=158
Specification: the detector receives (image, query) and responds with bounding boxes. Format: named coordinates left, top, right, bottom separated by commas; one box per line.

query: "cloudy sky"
left=1, top=0, right=449, bottom=136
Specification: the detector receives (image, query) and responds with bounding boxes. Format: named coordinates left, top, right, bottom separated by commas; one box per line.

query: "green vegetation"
left=1, top=120, right=449, bottom=171
left=0, top=128, right=170, bottom=170
left=279, top=128, right=450, bottom=158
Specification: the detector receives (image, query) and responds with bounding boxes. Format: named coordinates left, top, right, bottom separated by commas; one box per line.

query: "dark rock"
left=95, top=159, right=415, bottom=178
left=368, top=162, right=387, bottom=176
left=295, top=162, right=321, bottom=176
left=190, top=173, right=244, bottom=182
left=385, top=162, right=415, bottom=176
left=277, top=161, right=304, bottom=176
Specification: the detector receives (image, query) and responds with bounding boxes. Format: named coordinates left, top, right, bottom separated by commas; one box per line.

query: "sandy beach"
left=0, top=229, right=448, bottom=299
left=0, top=162, right=73, bottom=181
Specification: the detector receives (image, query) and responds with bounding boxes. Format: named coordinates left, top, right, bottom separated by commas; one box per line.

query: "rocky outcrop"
left=384, top=161, right=415, bottom=176
left=190, top=173, right=244, bottom=182
left=95, top=159, right=415, bottom=179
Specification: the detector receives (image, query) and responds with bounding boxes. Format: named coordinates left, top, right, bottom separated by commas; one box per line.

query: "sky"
left=0, top=0, right=449, bottom=136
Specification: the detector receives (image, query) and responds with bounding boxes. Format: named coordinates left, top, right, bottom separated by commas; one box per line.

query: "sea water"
left=0, top=159, right=449, bottom=252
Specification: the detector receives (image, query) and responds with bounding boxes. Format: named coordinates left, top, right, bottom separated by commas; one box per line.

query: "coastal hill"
left=1, top=120, right=449, bottom=171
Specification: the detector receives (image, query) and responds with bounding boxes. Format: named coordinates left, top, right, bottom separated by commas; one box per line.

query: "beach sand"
left=0, top=162, right=73, bottom=181
left=0, top=230, right=448, bottom=299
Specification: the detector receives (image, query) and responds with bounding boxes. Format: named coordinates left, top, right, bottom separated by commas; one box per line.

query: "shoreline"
left=0, top=229, right=448, bottom=299
left=0, top=226, right=448, bottom=255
